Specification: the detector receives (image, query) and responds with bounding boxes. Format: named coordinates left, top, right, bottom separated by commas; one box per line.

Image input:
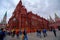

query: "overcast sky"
left=0, top=0, right=60, bottom=22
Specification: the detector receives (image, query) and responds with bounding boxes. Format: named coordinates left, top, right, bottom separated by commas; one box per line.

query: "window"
left=32, top=16, right=37, bottom=19
left=31, top=20, right=38, bottom=26
left=25, top=21, right=28, bottom=25
left=13, top=18, right=16, bottom=21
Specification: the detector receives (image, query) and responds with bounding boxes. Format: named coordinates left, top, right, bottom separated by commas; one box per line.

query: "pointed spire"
left=14, top=0, right=22, bottom=11
left=19, top=0, right=22, bottom=5
left=55, top=13, right=59, bottom=19
left=55, top=13, right=60, bottom=22
left=49, top=15, right=54, bottom=21
left=20, top=0, right=22, bottom=3
left=4, top=11, right=7, bottom=17
left=15, top=0, right=22, bottom=8
left=1, top=11, right=7, bottom=24
left=3, top=11, right=7, bottom=19
left=49, top=15, right=54, bottom=23
left=47, top=18, right=50, bottom=21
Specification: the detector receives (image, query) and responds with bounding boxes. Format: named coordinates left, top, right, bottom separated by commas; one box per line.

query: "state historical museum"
left=8, top=0, right=49, bottom=32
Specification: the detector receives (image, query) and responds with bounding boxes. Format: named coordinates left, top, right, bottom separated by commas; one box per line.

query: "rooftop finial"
left=55, top=13, right=59, bottom=19
left=20, top=0, right=22, bottom=5
left=49, top=15, right=54, bottom=23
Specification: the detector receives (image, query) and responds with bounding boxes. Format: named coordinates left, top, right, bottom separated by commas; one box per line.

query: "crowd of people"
left=36, top=28, right=57, bottom=38
left=0, top=28, right=57, bottom=40
left=36, top=29, right=47, bottom=38
left=0, top=28, right=28, bottom=40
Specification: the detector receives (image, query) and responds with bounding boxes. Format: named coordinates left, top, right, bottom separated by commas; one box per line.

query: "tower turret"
left=55, top=13, right=60, bottom=22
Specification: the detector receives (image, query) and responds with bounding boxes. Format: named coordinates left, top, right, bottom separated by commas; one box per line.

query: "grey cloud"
left=0, top=0, right=60, bottom=22
left=0, top=0, right=15, bottom=9
left=22, top=0, right=60, bottom=19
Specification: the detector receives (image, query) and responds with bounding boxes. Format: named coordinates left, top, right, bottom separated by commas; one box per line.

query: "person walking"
left=19, top=30, right=23, bottom=40
left=52, top=28, right=56, bottom=37
left=0, top=28, right=5, bottom=40
left=23, top=30, right=28, bottom=40
left=19, top=30, right=22, bottom=35
left=11, top=29, right=15, bottom=37
left=36, top=29, right=39, bottom=36
left=36, top=29, right=41, bottom=37
left=15, top=29, right=20, bottom=38
left=42, top=29, right=47, bottom=37
left=39, top=29, right=41, bottom=37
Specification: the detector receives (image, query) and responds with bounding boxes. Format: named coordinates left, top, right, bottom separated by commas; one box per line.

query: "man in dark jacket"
left=37, top=29, right=41, bottom=37
left=0, top=28, right=5, bottom=40
left=53, top=29, right=56, bottom=37
left=23, top=30, right=28, bottom=40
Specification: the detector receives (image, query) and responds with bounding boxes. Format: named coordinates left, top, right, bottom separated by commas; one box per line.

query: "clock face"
left=13, top=18, right=16, bottom=21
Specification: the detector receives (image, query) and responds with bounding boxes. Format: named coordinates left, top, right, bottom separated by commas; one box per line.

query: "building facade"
left=8, top=0, right=49, bottom=32
left=49, top=13, right=60, bottom=30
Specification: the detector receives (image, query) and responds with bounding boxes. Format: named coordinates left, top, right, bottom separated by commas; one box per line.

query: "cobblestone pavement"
left=4, top=30, right=60, bottom=40
left=28, top=31, right=60, bottom=40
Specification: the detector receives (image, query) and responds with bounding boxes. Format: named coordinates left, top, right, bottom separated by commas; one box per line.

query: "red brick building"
left=8, top=0, right=49, bottom=32
left=49, top=13, right=60, bottom=30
